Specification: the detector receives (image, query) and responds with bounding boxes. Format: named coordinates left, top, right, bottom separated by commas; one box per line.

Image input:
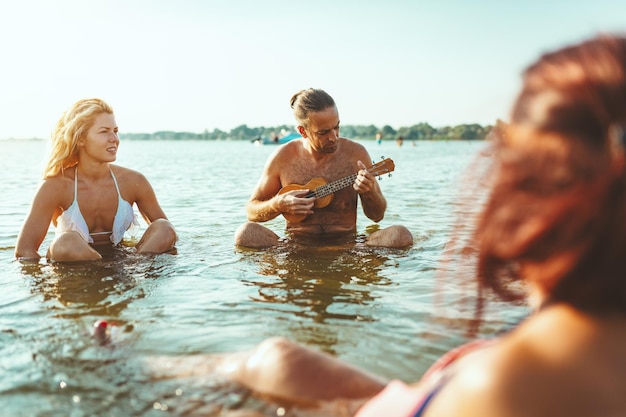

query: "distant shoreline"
left=1, top=121, right=491, bottom=142
left=0, top=136, right=486, bottom=142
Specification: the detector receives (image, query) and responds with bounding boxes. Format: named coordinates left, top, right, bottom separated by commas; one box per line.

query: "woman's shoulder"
left=28, top=173, right=74, bottom=210
left=110, top=164, right=148, bottom=181
left=109, top=165, right=152, bottom=200
left=39, top=171, right=72, bottom=192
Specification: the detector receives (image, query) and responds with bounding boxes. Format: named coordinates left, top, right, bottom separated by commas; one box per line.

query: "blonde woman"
left=15, top=98, right=177, bottom=262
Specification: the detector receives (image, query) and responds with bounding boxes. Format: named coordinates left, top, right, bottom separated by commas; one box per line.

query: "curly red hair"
left=471, top=35, right=626, bottom=325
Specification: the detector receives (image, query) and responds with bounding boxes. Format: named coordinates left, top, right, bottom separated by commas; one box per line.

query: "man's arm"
left=245, top=173, right=284, bottom=222
left=354, top=159, right=387, bottom=222
left=246, top=149, right=314, bottom=223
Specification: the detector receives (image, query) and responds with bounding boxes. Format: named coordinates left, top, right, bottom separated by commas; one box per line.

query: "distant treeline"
left=119, top=122, right=492, bottom=141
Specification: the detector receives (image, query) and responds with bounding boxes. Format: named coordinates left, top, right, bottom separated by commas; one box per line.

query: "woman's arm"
left=125, top=168, right=177, bottom=253
left=130, top=171, right=169, bottom=224
left=15, top=181, right=62, bottom=259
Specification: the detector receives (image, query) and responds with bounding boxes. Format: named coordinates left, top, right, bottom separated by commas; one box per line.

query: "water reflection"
left=20, top=247, right=174, bottom=320
left=241, top=242, right=395, bottom=325
left=15, top=247, right=177, bottom=365
left=9, top=249, right=185, bottom=416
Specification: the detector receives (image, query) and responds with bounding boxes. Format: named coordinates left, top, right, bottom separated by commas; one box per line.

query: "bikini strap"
left=109, top=169, right=123, bottom=199
left=74, top=167, right=78, bottom=200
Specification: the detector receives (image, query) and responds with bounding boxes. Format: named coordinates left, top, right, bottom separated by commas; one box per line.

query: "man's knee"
left=234, top=222, right=254, bottom=246
left=391, top=225, right=413, bottom=247
left=234, top=222, right=279, bottom=248
left=366, top=225, right=413, bottom=248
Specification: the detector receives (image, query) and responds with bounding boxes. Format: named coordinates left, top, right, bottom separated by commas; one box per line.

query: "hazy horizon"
left=1, top=0, right=625, bottom=139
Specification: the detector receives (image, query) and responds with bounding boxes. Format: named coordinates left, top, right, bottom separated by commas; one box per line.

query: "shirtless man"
left=234, top=88, right=413, bottom=248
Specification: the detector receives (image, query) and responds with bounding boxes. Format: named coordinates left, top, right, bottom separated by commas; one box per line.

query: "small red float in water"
left=93, top=320, right=110, bottom=345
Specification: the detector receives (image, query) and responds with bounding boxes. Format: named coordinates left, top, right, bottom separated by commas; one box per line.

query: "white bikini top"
left=56, top=168, right=137, bottom=245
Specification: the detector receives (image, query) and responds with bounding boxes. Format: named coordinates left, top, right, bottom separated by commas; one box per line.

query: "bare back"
left=422, top=305, right=626, bottom=417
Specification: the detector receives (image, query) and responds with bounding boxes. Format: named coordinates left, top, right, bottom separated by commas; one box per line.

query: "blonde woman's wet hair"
left=43, top=98, right=114, bottom=179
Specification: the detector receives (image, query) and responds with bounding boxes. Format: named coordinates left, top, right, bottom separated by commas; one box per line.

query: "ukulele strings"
left=314, top=174, right=358, bottom=198
left=307, top=159, right=391, bottom=199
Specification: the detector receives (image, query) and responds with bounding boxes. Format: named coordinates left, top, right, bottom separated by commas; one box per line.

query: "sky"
left=1, top=0, right=625, bottom=139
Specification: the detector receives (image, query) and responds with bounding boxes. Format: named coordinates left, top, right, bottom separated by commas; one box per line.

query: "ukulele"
left=279, top=158, right=395, bottom=222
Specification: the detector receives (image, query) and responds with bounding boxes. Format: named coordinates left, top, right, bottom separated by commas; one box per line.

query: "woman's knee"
left=48, top=232, right=101, bottom=261
left=138, top=219, right=177, bottom=253
left=151, top=219, right=177, bottom=243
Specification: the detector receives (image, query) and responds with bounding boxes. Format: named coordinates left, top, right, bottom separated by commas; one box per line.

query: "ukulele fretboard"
left=312, top=174, right=358, bottom=198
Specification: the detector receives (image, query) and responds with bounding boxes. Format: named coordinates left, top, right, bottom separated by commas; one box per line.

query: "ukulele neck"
left=311, top=174, right=357, bottom=199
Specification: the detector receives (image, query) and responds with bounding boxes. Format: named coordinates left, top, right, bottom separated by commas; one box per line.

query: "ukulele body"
left=279, top=178, right=333, bottom=222
left=277, top=158, right=394, bottom=223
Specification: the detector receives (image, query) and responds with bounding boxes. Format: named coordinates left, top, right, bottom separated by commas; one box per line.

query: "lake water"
left=0, top=139, right=528, bottom=416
